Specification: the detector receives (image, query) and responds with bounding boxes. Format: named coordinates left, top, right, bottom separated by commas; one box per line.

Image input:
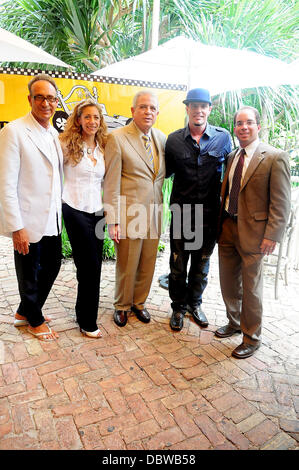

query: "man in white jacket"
left=0, top=74, right=63, bottom=341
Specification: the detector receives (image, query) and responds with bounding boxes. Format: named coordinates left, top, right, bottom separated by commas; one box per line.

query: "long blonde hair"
left=59, top=99, right=108, bottom=165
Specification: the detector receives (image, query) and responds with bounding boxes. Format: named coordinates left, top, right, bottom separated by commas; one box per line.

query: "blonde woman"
left=59, top=99, right=107, bottom=338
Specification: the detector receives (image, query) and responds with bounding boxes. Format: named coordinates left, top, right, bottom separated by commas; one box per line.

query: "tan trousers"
left=218, top=218, right=263, bottom=345
left=114, top=236, right=159, bottom=311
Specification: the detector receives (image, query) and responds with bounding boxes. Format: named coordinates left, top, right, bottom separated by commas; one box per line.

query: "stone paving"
left=0, top=233, right=298, bottom=451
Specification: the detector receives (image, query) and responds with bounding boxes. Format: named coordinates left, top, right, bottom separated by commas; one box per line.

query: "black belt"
left=224, top=210, right=237, bottom=222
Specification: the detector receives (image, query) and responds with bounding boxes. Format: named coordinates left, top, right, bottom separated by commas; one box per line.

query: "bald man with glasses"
left=0, top=73, right=63, bottom=341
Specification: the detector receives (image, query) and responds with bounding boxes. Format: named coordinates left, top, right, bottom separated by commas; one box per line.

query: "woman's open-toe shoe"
left=27, top=325, right=56, bottom=342
left=14, top=318, right=30, bottom=327
left=14, top=316, right=51, bottom=327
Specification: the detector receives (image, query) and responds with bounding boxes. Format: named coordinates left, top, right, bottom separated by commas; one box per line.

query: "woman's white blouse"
left=62, top=144, right=105, bottom=213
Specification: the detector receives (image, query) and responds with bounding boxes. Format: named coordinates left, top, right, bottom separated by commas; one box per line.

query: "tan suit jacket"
left=103, top=120, right=166, bottom=310
left=219, top=142, right=291, bottom=253
left=104, top=121, right=166, bottom=238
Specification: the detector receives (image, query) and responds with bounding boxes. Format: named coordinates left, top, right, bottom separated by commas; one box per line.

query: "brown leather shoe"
left=232, top=342, right=260, bottom=359
left=131, top=306, right=150, bottom=323
left=215, top=324, right=241, bottom=338
left=113, top=310, right=128, bottom=327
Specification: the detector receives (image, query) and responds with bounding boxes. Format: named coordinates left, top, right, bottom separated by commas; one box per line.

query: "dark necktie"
left=228, top=148, right=245, bottom=216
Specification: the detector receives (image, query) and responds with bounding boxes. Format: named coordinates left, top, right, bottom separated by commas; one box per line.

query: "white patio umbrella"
left=287, top=58, right=299, bottom=84
left=0, top=27, right=71, bottom=68
left=93, top=36, right=295, bottom=94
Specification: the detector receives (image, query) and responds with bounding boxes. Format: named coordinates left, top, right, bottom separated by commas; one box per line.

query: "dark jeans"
left=14, top=235, right=62, bottom=327
left=62, top=203, right=105, bottom=331
left=168, top=214, right=216, bottom=312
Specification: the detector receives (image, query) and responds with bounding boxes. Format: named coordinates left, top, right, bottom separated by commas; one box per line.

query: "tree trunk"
left=151, top=0, right=160, bottom=49
left=260, top=103, right=270, bottom=143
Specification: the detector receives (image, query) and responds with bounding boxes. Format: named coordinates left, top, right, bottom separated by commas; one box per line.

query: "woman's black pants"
left=62, top=203, right=105, bottom=332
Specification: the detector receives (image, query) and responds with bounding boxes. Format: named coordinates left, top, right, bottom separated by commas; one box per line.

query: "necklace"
left=83, top=142, right=97, bottom=166
left=83, top=142, right=95, bottom=155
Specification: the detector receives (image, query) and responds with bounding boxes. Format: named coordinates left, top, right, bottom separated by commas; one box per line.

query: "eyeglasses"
left=33, top=95, right=58, bottom=104
left=235, top=120, right=257, bottom=127
left=137, top=104, right=158, bottom=112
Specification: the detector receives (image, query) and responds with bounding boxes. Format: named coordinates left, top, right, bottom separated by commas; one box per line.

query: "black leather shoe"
left=188, top=305, right=208, bottom=327
left=232, top=342, right=260, bottom=359
left=215, top=324, right=241, bottom=338
left=170, top=310, right=184, bottom=331
left=131, top=306, right=151, bottom=323
left=113, top=310, right=128, bottom=327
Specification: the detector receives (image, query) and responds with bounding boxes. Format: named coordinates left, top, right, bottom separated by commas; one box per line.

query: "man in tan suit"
left=104, top=91, right=166, bottom=327
left=215, top=106, right=291, bottom=358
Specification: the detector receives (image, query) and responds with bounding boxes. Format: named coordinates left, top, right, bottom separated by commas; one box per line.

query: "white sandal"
left=80, top=328, right=102, bottom=338
left=14, top=318, right=30, bottom=327
left=14, top=316, right=51, bottom=327
left=27, top=325, right=56, bottom=342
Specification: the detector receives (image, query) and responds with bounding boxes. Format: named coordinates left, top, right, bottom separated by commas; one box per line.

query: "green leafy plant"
left=162, top=176, right=173, bottom=231
left=158, top=242, right=165, bottom=252
left=61, top=219, right=72, bottom=258
left=102, top=226, right=116, bottom=259
left=1, top=0, right=298, bottom=143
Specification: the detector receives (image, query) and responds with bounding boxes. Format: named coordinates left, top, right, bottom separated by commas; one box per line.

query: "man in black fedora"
left=165, top=88, right=232, bottom=331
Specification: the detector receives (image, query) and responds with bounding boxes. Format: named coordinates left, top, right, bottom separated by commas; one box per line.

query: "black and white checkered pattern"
left=0, top=67, right=186, bottom=90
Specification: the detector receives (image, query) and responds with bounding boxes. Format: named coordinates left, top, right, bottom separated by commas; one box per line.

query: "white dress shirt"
left=62, top=144, right=105, bottom=213
left=29, top=113, right=62, bottom=236
left=225, top=137, right=260, bottom=211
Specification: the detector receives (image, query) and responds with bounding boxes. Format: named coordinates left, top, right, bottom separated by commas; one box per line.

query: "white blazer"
left=0, top=112, right=64, bottom=243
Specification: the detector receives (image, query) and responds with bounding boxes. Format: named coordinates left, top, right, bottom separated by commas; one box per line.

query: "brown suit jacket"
left=104, top=121, right=166, bottom=239
left=219, top=142, right=291, bottom=253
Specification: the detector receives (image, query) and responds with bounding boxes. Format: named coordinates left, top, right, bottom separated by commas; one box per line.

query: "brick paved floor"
left=0, top=234, right=298, bottom=451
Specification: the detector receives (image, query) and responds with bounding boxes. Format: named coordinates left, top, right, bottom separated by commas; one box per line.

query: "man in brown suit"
left=215, top=106, right=291, bottom=358
left=104, top=91, right=166, bottom=327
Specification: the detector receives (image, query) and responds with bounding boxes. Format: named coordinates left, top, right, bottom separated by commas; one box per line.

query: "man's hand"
left=108, top=224, right=121, bottom=244
left=13, top=228, right=30, bottom=255
left=260, top=238, right=276, bottom=256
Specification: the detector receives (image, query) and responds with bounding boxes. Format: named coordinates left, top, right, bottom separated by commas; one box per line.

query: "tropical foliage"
left=1, top=0, right=298, bottom=71
left=1, top=0, right=298, bottom=137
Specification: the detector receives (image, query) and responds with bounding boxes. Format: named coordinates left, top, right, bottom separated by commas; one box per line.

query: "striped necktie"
left=228, top=148, right=245, bottom=216
left=142, top=134, right=154, bottom=170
